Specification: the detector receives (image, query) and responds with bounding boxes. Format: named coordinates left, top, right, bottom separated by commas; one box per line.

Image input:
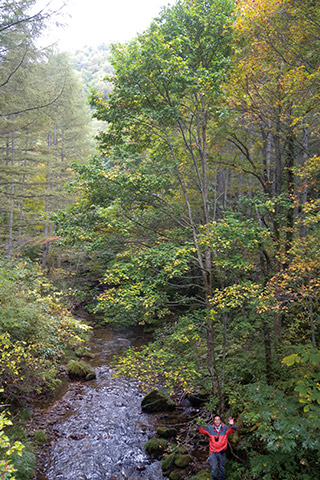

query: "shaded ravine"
left=32, top=325, right=167, bottom=480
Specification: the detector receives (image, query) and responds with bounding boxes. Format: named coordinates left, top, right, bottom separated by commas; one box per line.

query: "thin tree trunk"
left=18, top=130, right=29, bottom=252
left=300, top=127, right=309, bottom=238
left=220, top=314, right=228, bottom=412
left=263, top=321, right=272, bottom=384
left=7, top=134, right=15, bottom=259
left=285, top=128, right=295, bottom=254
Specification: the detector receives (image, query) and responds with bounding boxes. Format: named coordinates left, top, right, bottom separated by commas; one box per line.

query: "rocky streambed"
left=30, top=325, right=208, bottom=480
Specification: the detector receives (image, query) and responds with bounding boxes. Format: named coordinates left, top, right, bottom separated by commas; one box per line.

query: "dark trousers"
left=209, top=451, right=226, bottom=480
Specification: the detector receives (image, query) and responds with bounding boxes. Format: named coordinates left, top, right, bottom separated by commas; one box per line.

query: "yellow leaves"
left=0, top=333, right=40, bottom=380
left=230, top=0, right=319, bottom=128
left=209, top=282, right=262, bottom=314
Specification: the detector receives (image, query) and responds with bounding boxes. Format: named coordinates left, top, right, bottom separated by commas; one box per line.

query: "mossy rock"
left=189, top=470, right=213, bottom=480
left=33, top=429, right=47, bottom=446
left=66, top=360, right=96, bottom=380
left=144, top=437, right=168, bottom=457
left=161, top=452, right=176, bottom=473
left=157, top=426, right=177, bottom=438
left=75, top=346, right=95, bottom=359
left=78, top=350, right=96, bottom=359
left=169, top=470, right=185, bottom=480
left=174, top=446, right=189, bottom=455
left=174, top=453, right=192, bottom=468
left=141, top=389, right=176, bottom=413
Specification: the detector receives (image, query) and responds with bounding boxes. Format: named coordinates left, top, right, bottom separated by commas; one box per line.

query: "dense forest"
left=71, top=43, right=113, bottom=97
left=0, top=1, right=94, bottom=477
left=1, top=0, right=319, bottom=479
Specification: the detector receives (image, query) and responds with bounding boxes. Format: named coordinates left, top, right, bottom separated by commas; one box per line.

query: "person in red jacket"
left=198, top=415, right=236, bottom=480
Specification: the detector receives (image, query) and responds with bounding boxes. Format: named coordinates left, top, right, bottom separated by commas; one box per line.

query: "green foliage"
left=32, top=430, right=47, bottom=447
left=199, top=213, right=269, bottom=275
left=9, top=449, right=36, bottom=480
left=0, top=405, right=24, bottom=480
left=71, top=44, right=113, bottom=97
left=0, top=258, right=90, bottom=399
left=114, top=314, right=206, bottom=392
left=282, top=346, right=320, bottom=414
left=96, top=242, right=196, bottom=325
left=225, top=462, right=249, bottom=480
left=236, top=380, right=320, bottom=479
left=2, top=407, right=38, bottom=480
left=0, top=1, right=94, bottom=262
left=54, top=2, right=320, bottom=478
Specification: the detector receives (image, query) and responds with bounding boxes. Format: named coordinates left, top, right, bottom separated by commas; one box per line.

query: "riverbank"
left=29, top=325, right=165, bottom=479
left=28, top=323, right=211, bottom=479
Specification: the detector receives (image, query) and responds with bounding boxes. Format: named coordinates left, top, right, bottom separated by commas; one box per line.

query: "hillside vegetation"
left=56, top=1, right=320, bottom=478
left=1, top=1, right=319, bottom=479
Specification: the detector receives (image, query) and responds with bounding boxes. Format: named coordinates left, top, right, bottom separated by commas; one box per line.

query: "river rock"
left=189, top=470, right=213, bottom=480
left=174, top=453, right=192, bottom=468
left=161, top=452, right=176, bottom=474
left=141, top=389, right=176, bottom=413
left=144, top=437, right=168, bottom=458
left=169, top=470, right=185, bottom=480
left=66, top=360, right=96, bottom=381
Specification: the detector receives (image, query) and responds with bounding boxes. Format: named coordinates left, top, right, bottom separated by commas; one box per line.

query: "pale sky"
left=36, top=0, right=171, bottom=51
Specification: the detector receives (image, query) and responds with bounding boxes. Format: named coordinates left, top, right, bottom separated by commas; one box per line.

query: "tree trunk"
left=263, top=321, right=272, bottom=384
left=300, top=127, right=309, bottom=238
left=7, top=134, right=15, bottom=259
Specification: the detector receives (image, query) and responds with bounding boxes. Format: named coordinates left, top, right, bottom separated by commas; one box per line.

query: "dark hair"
left=214, top=414, right=221, bottom=419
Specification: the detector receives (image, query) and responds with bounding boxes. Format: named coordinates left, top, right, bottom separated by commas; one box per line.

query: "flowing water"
left=33, top=326, right=166, bottom=480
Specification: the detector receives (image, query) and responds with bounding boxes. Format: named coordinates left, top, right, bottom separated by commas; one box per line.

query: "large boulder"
left=169, top=470, right=185, bottom=480
left=144, top=437, right=168, bottom=458
left=174, top=453, right=192, bottom=468
left=141, top=389, right=176, bottom=413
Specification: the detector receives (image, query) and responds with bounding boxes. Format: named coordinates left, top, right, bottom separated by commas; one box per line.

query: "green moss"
left=189, top=470, right=213, bottom=480
left=169, top=470, right=185, bottom=480
left=33, top=429, right=47, bottom=446
left=161, top=452, right=176, bottom=473
left=174, top=453, right=192, bottom=468
left=18, top=409, right=32, bottom=422
left=75, top=346, right=95, bottom=359
left=66, top=360, right=96, bottom=380
left=144, top=437, right=168, bottom=457
left=141, top=389, right=176, bottom=413
left=174, top=445, right=188, bottom=455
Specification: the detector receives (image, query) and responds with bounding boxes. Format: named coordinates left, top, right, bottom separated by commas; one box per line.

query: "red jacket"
left=198, top=422, right=236, bottom=453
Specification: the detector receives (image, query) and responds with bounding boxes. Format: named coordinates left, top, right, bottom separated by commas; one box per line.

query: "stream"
left=32, top=325, right=167, bottom=480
